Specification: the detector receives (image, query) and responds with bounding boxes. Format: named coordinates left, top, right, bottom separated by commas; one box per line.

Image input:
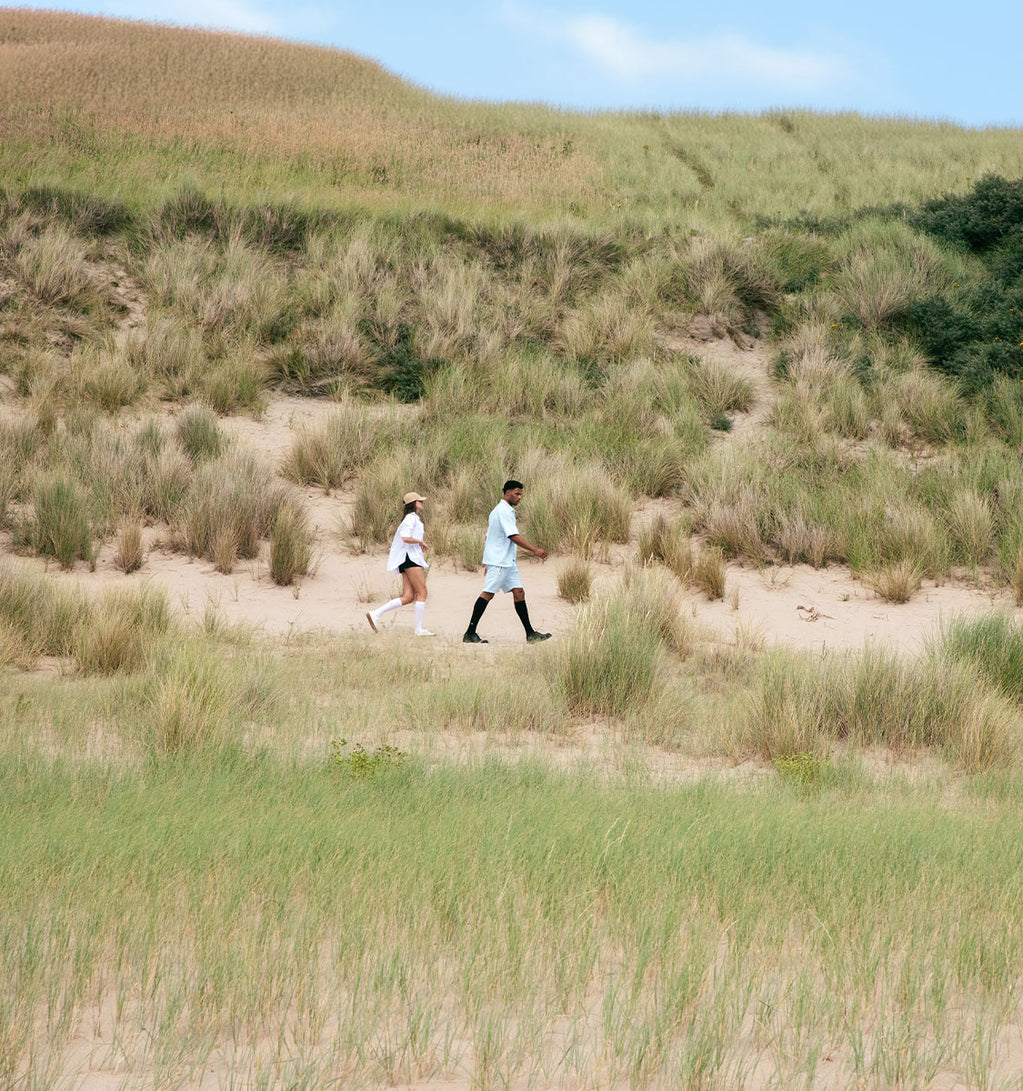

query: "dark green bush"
left=364, top=320, right=444, bottom=402
left=895, top=286, right=1023, bottom=394
left=912, top=174, right=1023, bottom=253
left=889, top=176, right=1023, bottom=394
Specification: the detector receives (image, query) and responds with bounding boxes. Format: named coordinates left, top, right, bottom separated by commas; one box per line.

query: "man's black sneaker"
left=463, top=632, right=488, bottom=644
left=526, top=631, right=552, bottom=643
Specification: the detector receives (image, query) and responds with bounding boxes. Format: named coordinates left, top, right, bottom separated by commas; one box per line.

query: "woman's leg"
left=405, top=567, right=432, bottom=635
left=366, top=572, right=411, bottom=631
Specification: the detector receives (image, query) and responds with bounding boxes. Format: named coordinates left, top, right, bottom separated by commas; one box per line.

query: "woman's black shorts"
left=397, top=557, right=423, bottom=573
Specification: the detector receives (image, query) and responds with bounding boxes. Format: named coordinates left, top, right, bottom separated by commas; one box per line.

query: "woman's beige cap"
left=403, top=491, right=426, bottom=503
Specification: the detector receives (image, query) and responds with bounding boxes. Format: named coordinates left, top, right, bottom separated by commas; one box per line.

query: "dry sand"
left=32, top=502, right=1016, bottom=658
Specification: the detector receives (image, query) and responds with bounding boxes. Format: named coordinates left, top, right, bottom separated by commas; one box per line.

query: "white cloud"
left=504, top=5, right=846, bottom=91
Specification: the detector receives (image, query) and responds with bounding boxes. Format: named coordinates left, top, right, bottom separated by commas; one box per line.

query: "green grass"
left=4, top=753, right=1023, bottom=1088
left=741, top=646, right=1019, bottom=771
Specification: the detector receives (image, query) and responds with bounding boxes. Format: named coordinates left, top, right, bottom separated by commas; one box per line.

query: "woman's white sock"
left=372, top=597, right=403, bottom=621
left=414, top=601, right=426, bottom=632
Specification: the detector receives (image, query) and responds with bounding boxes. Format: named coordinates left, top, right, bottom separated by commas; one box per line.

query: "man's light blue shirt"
left=482, top=499, right=518, bottom=566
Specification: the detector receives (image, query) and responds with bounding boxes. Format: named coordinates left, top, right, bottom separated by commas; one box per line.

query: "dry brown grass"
left=0, top=11, right=602, bottom=216
left=3, top=10, right=1023, bottom=228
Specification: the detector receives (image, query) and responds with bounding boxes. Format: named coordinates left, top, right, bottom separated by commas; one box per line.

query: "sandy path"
left=21, top=491, right=1014, bottom=658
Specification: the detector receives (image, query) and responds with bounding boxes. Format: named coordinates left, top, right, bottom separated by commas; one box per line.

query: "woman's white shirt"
left=386, top=513, right=428, bottom=573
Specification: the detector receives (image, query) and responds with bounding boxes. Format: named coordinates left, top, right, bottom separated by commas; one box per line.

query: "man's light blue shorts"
left=482, top=563, right=522, bottom=594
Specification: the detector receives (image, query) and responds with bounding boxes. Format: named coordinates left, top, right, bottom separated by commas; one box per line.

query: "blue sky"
left=19, top=1, right=1022, bottom=128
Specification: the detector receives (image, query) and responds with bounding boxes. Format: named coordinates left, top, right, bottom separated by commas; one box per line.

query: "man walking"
left=462, top=479, right=551, bottom=644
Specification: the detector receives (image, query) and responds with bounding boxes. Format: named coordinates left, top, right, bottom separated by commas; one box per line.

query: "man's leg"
left=463, top=590, right=494, bottom=643
left=512, top=587, right=550, bottom=643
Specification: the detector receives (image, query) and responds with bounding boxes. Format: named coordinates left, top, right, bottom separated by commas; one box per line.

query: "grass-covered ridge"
left=4, top=9, right=1023, bottom=227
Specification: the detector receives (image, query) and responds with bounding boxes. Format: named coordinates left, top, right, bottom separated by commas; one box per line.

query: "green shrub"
left=368, top=321, right=444, bottom=402
left=891, top=177, right=1023, bottom=394
left=331, top=737, right=406, bottom=779
left=557, top=558, right=592, bottom=603
left=176, top=404, right=224, bottom=463
left=22, top=472, right=96, bottom=569
left=268, top=502, right=315, bottom=586
left=75, top=586, right=171, bottom=674
left=912, top=174, right=1023, bottom=253
left=773, top=751, right=837, bottom=792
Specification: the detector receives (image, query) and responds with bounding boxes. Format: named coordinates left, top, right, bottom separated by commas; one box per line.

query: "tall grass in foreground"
left=5, top=757, right=1023, bottom=1089
left=557, top=569, right=689, bottom=717
left=557, top=558, right=592, bottom=603
left=0, top=561, right=170, bottom=672
left=936, top=612, right=1023, bottom=704
left=741, top=646, right=1019, bottom=770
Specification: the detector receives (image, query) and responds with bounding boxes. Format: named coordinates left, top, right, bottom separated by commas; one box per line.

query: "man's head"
left=503, top=479, right=524, bottom=506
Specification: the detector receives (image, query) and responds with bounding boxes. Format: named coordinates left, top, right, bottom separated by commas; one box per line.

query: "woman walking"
left=366, top=492, right=434, bottom=636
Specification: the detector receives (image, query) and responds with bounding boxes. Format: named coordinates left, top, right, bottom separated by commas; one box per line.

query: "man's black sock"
left=466, top=596, right=490, bottom=634
left=514, top=599, right=534, bottom=635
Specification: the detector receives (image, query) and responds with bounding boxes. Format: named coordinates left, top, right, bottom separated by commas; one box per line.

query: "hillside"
left=4, top=8, right=1023, bottom=226
left=8, top=13, right=1023, bottom=1089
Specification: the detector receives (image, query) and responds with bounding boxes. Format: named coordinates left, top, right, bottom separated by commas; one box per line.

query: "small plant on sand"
left=866, top=559, right=923, bottom=603
left=268, top=502, right=316, bottom=585
left=22, top=472, right=96, bottom=569
left=176, top=403, right=224, bottom=463
left=557, top=558, right=592, bottom=603
left=773, top=750, right=834, bottom=792
left=116, top=518, right=144, bottom=573
left=692, top=545, right=726, bottom=600
left=637, top=514, right=693, bottom=583
left=331, top=737, right=407, bottom=779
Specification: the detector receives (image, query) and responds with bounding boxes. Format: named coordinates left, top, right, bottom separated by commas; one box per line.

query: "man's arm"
left=510, top=533, right=547, bottom=561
